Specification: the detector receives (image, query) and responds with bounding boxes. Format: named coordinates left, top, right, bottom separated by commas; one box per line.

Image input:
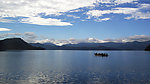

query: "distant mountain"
left=62, top=43, right=113, bottom=50
left=43, top=43, right=57, bottom=46
left=0, top=38, right=45, bottom=51
left=99, top=41, right=150, bottom=50
left=31, top=43, right=113, bottom=50
left=62, top=41, right=150, bottom=50
left=30, top=40, right=150, bottom=50
left=145, top=45, right=150, bottom=51
left=30, top=43, right=58, bottom=50
left=64, top=43, right=105, bottom=47
left=3, top=38, right=148, bottom=51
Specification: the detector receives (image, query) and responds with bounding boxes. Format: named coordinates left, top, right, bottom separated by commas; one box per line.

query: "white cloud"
left=0, top=0, right=101, bottom=17
left=95, top=18, right=110, bottom=22
left=125, top=12, right=150, bottom=19
left=35, top=39, right=70, bottom=46
left=128, top=35, right=150, bottom=42
left=98, top=0, right=137, bottom=4
left=125, top=4, right=150, bottom=19
left=20, top=17, right=72, bottom=26
left=69, top=9, right=83, bottom=13
left=0, top=33, right=21, bottom=38
left=0, top=0, right=100, bottom=26
left=114, top=0, right=137, bottom=4
left=0, top=18, right=15, bottom=23
left=139, top=4, right=150, bottom=9
left=35, top=38, right=108, bottom=46
left=35, top=35, right=150, bottom=45
left=87, top=5, right=150, bottom=20
left=98, top=0, right=112, bottom=4
left=0, top=32, right=37, bottom=43
left=87, top=8, right=138, bottom=17
left=0, top=0, right=139, bottom=25
left=0, top=28, right=11, bottom=31
left=81, top=20, right=86, bottom=21
left=23, top=32, right=38, bottom=42
left=66, top=15, right=80, bottom=19
left=104, top=35, right=150, bottom=43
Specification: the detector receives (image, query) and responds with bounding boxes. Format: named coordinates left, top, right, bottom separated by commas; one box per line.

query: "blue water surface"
left=0, top=50, right=150, bottom=84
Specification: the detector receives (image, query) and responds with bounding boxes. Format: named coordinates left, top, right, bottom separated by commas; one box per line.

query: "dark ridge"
left=0, top=38, right=45, bottom=51
left=145, top=45, right=150, bottom=51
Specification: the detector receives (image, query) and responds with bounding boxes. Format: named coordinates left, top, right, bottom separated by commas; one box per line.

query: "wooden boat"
left=94, top=53, right=108, bottom=57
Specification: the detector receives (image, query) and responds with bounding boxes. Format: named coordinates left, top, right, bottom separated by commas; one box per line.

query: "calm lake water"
left=0, top=50, right=150, bottom=84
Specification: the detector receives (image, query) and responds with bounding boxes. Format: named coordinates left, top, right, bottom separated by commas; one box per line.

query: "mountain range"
left=0, top=38, right=150, bottom=51
left=30, top=43, right=112, bottom=50
left=0, top=38, right=44, bottom=51
left=30, top=40, right=150, bottom=50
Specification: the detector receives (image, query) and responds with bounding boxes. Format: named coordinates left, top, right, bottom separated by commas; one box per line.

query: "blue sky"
left=0, top=0, right=150, bottom=45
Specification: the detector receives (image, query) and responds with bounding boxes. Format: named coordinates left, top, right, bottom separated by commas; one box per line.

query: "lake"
left=0, top=50, right=150, bottom=84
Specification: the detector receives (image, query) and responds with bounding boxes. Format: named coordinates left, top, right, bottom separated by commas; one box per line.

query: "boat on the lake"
left=94, top=53, right=108, bottom=57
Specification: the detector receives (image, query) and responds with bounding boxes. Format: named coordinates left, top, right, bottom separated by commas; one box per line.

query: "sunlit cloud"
left=104, top=35, right=150, bottom=42
left=95, top=18, right=110, bottom=22
left=87, top=8, right=138, bottom=18
left=20, top=17, right=72, bottom=26
left=87, top=3, right=150, bottom=20
left=0, top=32, right=37, bottom=43
left=0, top=0, right=143, bottom=26
left=114, top=0, right=137, bottom=4
left=0, top=18, right=15, bottom=23
left=35, top=35, right=150, bottom=46
left=0, top=28, right=11, bottom=31
left=0, top=0, right=100, bottom=26
left=66, top=15, right=80, bottom=19
left=35, top=38, right=107, bottom=46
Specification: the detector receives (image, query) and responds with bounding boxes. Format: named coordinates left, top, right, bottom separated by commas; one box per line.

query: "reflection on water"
left=0, top=50, right=150, bottom=84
